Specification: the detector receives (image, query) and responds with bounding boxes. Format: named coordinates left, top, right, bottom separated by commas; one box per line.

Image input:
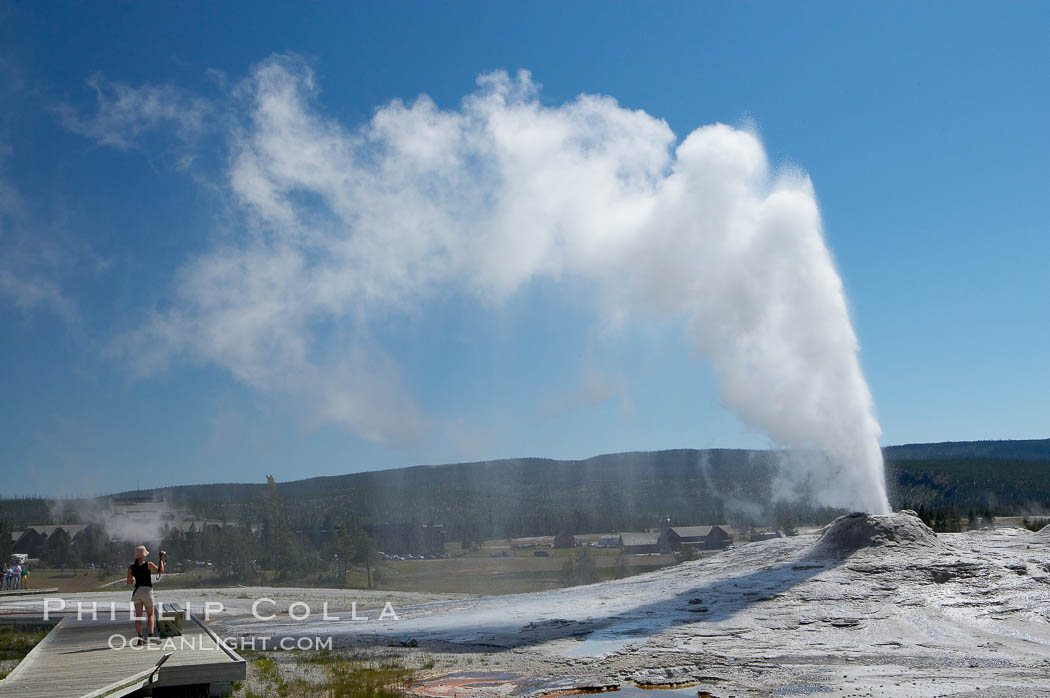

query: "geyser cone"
left=807, top=510, right=942, bottom=558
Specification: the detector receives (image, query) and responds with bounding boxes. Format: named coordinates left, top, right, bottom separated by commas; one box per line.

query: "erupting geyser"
left=130, top=59, right=891, bottom=512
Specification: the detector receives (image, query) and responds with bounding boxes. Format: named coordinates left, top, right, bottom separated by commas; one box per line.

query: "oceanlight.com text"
left=108, top=635, right=335, bottom=651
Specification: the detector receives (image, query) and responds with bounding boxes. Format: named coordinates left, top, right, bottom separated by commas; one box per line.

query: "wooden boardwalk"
left=0, top=587, right=59, bottom=596
left=0, top=606, right=245, bottom=697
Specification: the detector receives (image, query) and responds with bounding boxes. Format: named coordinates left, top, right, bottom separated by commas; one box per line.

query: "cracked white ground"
left=230, top=514, right=1050, bottom=696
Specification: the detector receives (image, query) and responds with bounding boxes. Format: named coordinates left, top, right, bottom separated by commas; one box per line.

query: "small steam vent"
left=808, top=510, right=942, bottom=557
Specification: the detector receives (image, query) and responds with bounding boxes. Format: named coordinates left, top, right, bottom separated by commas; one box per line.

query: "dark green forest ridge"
left=3, top=439, right=1048, bottom=542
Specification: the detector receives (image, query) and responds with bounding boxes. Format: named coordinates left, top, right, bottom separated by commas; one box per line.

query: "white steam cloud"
left=56, top=73, right=210, bottom=153
left=0, top=147, right=79, bottom=322
left=115, top=56, right=888, bottom=513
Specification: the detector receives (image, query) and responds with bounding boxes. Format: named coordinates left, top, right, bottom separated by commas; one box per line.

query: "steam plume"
left=123, top=57, right=889, bottom=513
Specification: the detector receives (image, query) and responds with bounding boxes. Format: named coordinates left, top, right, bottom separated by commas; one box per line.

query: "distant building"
left=749, top=529, right=782, bottom=542
left=102, top=495, right=219, bottom=541
left=620, top=532, right=661, bottom=555
left=595, top=535, right=621, bottom=548
left=553, top=531, right=577, bottom=549
left=710, top=524, right=735, bottom=547
left=12, top=529, right=46, bottom=557
left=658, top=525, right=735, bottom=552
left=13, top=524, right=95, bottom=558
left=108, top=495, right=177, bottom=521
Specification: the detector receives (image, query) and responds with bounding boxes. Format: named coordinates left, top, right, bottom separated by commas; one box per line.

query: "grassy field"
left=17, top=542, right=686, bottom=597
left=6, top=567, right=122, bottom=593
left=237, top=648, right=426, bottom=698
left=364, top=545, right=679, bottom=595
left=0, top=625, right=51, bottom=680
left=994, top=516, right=1050, bottom=531
left=7, top=567, right=222, bottom=594
left=206, top=543, right=679, bottom=596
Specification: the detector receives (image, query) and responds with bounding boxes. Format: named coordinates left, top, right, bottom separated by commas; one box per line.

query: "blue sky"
left=1, top=1, right=1047, bottom=497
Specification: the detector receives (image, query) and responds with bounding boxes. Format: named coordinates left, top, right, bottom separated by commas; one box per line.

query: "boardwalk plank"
left=0, top=612, right=245, bottom=697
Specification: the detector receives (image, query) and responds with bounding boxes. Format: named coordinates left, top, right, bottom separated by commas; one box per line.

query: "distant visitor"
left=127, top=544, right=165, bottom=644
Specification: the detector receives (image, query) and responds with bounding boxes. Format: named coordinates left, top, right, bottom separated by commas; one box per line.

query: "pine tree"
left=0, top=518, right=13, bottom=564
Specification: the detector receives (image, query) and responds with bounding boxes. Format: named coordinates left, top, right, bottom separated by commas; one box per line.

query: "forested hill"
left=884, top=439, right=1050, bottom=462
left=134, top=439, right=1050, bottom=537
left=3, top=440, right=1048, bottom=538
left=154, top=439, right=1050, bottom=504
left=162, top=449, right=795, bottom=538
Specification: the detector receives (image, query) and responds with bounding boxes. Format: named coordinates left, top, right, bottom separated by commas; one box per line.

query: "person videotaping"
left=127, top=545, right=165, bottom=644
